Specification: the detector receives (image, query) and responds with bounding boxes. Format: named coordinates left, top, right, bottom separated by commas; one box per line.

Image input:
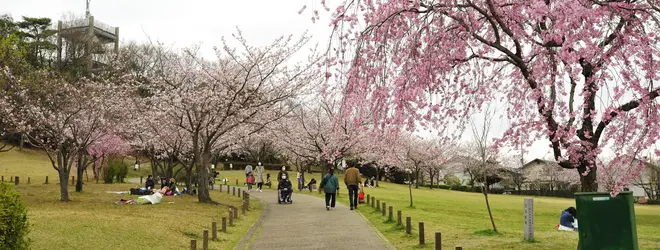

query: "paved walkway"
left=241, top=189, right=394, bottom=250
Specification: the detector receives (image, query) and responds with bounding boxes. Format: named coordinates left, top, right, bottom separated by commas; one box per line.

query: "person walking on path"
left=255, top=162, right=265, bottom=192
left=344, top=163, right=362, bottom=210
left=320, top=167, right=339, bottom=210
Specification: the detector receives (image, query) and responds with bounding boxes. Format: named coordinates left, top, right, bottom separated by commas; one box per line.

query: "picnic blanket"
left=137, top=192, right=163, bottom=204
left=106, top=191, right=129, bottom=194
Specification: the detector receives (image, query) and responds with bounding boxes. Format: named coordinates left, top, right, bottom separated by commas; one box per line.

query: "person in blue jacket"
left=560, top=207, right=578, bottom=231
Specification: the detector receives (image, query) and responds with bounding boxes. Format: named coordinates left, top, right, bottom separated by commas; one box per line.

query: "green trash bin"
left=574, top=191, right=638, bottom=250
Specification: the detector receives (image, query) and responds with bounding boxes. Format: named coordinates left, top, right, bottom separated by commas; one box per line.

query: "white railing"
left=60, top=17, right=116, bottom=35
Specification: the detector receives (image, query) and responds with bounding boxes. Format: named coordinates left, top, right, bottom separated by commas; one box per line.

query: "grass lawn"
left=218, top=170, right=660, bottom=250
left=0, top=149, right=261, bottom=250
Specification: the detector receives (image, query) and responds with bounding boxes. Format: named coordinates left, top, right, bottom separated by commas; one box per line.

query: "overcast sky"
left=3, top=0, right=621, bottom=164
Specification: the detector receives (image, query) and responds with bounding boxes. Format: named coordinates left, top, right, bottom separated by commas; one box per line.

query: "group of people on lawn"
left=140, top=176, right=187, bottom=196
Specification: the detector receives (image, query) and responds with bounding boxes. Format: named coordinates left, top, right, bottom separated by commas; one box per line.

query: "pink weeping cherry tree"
left=308, top=0, right=660, bottom=194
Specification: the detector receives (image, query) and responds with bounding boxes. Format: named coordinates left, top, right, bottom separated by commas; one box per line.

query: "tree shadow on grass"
left=472, top=229, right=502, bottom=236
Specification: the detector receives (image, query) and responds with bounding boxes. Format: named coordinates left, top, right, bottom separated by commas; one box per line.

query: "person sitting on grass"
left=164, top=178, right=179, bottom=196
left=145, top=175, right=155, bottom=190
left=265, top=173, right=272, bottom=188
left=307, top=178, right=317, bottom=192
left=557, top=206, right=578, bottom=231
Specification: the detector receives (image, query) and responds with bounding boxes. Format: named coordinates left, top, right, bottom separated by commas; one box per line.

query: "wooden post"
left=45, top=176, right=48, bottom=184
left=229, top=209, right=234, bottom=226
left=406, top=217, right=412, bottom=234
left=222, top=217, right=227, bottom=232
left=219, top=184, right=223, bottom=192
left=235, top=179, right=238, bottom=185
left=227, top=185, right=230, bottom=194
left=28, top=177, right=30, bottom=184
left=245, top=193, right=250, bottom=210
left=233, top=206, right=238, bottom=219
left=367, top=194, right=371, bottom=205
left=382, top=202, right=387, bottom=216
left=455, top=247, right=462, bottom=250
left=190, top=239, right=197, bottom=250
left=10, top=176, right=13, bottom=182
left=419, top=222, right=425, bottom=246
left=376, top=199, right=380, bottom=211
left=241, top=202, right=246, bottom=215
left=202, top=229, right=208, bottom=250
left=140, top=176, right=143, bottom=184
left=435, top=232, right=441, bottom=250
left=14, top=176, right=19, bottom=185
left=238, top=189, right=241, bottom=198
left=212, top=222, right=217, bottom=240
left=397, top=210, right=402, bottom=225
left=388, top=206, right=393, bottom=220
left=1, top=176, right=3, bottom=182
left=233, top=187, right=236, bottom=196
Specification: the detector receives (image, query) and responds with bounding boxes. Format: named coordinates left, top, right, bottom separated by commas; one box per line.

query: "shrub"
left=0, top=182, right=30, bottom=249
left=452, top=185, right=469, bottom=192
left=103, top=165, right=116, bottom=184
left=443, top=175, right=461, bottom=187
left=438, top=184, right=451, bottom=189
left=115, top=164, right=128, bottom=183
left=489, top=187, right=505, bottom=194
left=102, top=159, right=129, bottom=183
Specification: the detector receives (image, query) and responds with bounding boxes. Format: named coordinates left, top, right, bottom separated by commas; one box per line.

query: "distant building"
left=56, top=0, right=119, bottom=73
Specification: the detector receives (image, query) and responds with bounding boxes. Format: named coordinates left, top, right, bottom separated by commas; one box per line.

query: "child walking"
left=246, top=172, right=255, bottom=192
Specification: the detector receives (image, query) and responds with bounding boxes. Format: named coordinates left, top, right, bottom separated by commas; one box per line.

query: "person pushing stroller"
left=277, top=174, right=293, bottom=204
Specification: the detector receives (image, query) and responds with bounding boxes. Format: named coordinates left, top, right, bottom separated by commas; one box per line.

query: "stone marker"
left=524, top=197, right=534, bottom=241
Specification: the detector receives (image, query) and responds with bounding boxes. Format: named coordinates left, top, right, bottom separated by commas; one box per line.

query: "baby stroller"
left=277, top=177, right=293, bottom=204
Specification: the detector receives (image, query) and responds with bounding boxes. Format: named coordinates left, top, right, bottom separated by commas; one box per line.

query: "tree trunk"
left=151, top=159, right=158, bottom=178
left=75, top=163, right=84, bottom=192
left=375, top=166, right=380, bottom=187
left=185, top=168, right=194, bottom=191
left=19, top=133, right=24, bottom=151
left=578, top=164, right=598, bottom=192
left=482, top=184, right=498, bottom=232
left=197, top=150, right=212, bottom=203
left=408, top=173, right=414, bottom=207
left=56, top=151, right=71, bottom=201
left=75, top=154, right=87, bottom=192
left=429, top=173, right=435, bottom=189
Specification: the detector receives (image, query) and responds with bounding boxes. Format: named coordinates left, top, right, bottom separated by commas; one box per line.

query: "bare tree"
left=468, top=105, right=498, bottom=233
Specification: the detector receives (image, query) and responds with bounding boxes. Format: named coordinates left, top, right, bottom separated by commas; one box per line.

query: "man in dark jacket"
left=145, top=175, right=155, bottom=190
left=278, top=174, right=293, bottom=201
